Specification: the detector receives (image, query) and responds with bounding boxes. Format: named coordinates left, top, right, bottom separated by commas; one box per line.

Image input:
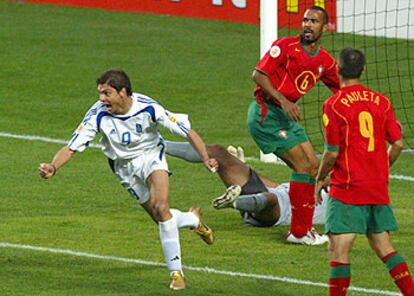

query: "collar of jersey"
left=299, top=40, right=320, bottom=57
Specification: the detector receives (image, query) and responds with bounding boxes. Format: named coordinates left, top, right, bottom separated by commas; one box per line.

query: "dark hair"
left=338, top=48, right=366, bottom=79
left=309, top=5, right=329, bottom=25
left=96, top=69, right=132, bottom=96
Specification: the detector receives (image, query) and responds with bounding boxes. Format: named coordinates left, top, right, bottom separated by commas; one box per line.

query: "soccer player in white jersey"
left=165, top=141, right=328, bottom=245
left=39, top=69, right=218, bottom=290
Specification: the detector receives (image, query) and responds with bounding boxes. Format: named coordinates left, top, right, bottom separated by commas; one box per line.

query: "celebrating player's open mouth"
left=303, top=28, right=313, bottom=39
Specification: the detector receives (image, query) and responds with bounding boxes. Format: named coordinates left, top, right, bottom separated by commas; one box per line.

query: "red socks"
left=383, top=251, right=414, bottom=295
left=329, top=261, right=351, bottom=296
left=289, top=173, right=315, bottom=237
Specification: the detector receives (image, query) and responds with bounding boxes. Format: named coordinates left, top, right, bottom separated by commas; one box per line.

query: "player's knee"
left=263, top=192, right=278, bottom=206
left=207, top=144, right=226, bottom=159
left=328, top=243, right=342, bottom=261
left=294, top=161, right=314, bottom=175
left=151, top=202, right=171, bottom=221
left=300, top=160, right=318, bottom=177
left=309, top=163, right=319, bottom=178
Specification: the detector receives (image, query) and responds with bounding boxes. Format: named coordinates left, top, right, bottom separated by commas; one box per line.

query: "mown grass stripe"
left=0, top=242, right=401, bottom=295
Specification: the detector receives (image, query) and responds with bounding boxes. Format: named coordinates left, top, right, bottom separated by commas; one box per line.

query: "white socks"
left=170, top=208, right=199, bottom=228
left=159, top=209, right=199, bottom=273
left=159, top=217, right=182, bottom=272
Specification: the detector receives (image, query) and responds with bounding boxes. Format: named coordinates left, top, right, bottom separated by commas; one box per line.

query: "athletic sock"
left=159, top=217, right=182, bottom=272
left=233, top=193, right=268, bottom=212
left=170, top=208, right=199, bottom=229
left=289, top=173, right=315, bottom=237
left=329, top=261, right=351, bottom=296
left=382, top=251, right=414, bottom=295
left=164, top=141, right=202, bottom=162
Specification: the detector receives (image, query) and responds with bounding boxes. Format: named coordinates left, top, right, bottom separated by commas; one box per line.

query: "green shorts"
left=247, top=99, right=309, bottom=156
left=325, top=197, right=398, bottom=234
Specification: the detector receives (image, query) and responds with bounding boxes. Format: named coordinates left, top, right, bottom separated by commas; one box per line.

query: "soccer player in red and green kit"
left=315, top=47, right=414, bottom=296
left=247, top=6, right=339, bottom=245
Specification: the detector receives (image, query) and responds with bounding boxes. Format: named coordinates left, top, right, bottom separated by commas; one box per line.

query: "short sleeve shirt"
left=323, top=84, right=402, bottom=204
left=254, top=35, right=339, bottom=105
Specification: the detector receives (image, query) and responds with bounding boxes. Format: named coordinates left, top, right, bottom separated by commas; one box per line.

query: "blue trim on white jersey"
left=96, top=112, right=111, bottom=130
left=107, top=158, right=115, bottom=173
left=96, top=106, right=156, bottom=130
left=83, top=108, right=98, bottom=125
left=137, top=95, right=159, bottom=105
left=157, top=139, right=165, bottom=160
left=177, top=121, right=190, bottom=135
left=68, top=133, right=79, bottom=147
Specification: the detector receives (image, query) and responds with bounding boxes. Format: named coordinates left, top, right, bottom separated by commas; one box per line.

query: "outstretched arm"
left=39, top=146, right=76, bottom=179
left=186, top=129, right=218, bottom=172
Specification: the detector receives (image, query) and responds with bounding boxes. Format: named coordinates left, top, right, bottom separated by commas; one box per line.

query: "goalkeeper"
left=166, top=141, right=328, bottom=245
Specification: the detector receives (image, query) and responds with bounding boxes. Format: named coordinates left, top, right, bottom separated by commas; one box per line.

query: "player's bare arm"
left=39, top=146, right=76, bottom=179
left=252, top=70, right=301, bottom=121
left=388, top=139, right=403, bottom=167
left=186, top=129, right=218, bottom=173
left=315, top=150, right=338, bottom=204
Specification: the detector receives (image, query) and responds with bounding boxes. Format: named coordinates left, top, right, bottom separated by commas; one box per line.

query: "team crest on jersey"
left=322, top=113, right=329, bottom=127
left=136, top=123, right=142, bottom=133
left=278, top=130, right=288, bottom=140
left=269, top=45, right=281, bottom=58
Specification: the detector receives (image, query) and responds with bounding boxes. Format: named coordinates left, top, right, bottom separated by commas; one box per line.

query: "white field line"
left=0, top=242, right=401, bottom=296
left=1, top=132, right=413, bottom=183
left=0, top=132, right=100, bottom=148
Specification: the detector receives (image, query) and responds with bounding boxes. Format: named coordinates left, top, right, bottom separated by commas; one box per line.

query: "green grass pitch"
left=0, top=1, right=413, bottom=295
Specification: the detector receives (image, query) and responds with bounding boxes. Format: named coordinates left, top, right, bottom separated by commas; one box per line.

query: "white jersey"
left=270, top=183, right=328, bottom=226
left=68, top=93, right=191, bottom=160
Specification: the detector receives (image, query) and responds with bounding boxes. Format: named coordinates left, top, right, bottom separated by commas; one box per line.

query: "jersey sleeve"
left=154, top=104, right=191, bottom=138
left=384, top=102, right=402, bottom=143
left=322, top=98, right=341, bottom=151
left=255, top=38, right=288, bottom=76
left=320, top=55, right=340, bottom=94
left=67, top=103, right=99, bottom=152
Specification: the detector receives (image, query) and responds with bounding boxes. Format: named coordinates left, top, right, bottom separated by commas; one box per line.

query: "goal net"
left=273, top=0, right=414, bottom=153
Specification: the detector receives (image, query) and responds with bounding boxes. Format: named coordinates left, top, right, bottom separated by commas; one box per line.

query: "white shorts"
left=272, top=183, right=327, bottom=226
left=111, top=147, right=168, bottom=204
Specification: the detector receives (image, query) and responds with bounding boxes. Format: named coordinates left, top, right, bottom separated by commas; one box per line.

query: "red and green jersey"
left=323, top=84, right=402, bottom=204
left=254, top=35, right=339, bottom=106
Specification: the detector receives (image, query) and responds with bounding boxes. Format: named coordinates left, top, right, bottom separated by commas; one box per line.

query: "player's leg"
left=213, top=168, right=281, bottom=226
left=165, top=140, right=253, bottom=187
left=206, top=144, right=252, bottom=187
left=328, top=233, right=356, bottom=296
left=247, top=101, right=320, bottom=240
left=325, top=199, right=377, bottom=295
left=237, top=192, right=281, bottom=224
left=280, top=141, right=319, bottom=239
left=368, top=232, right=414, bottom=295
left=141, top=170, right=185, bottom=290
left=367, top=205, right=414, bottom=294
left=165, top=140, right=203, bottom=163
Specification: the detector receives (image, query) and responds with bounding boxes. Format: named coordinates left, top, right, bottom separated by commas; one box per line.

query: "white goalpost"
left=259, top=0, right=281, bottom=163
